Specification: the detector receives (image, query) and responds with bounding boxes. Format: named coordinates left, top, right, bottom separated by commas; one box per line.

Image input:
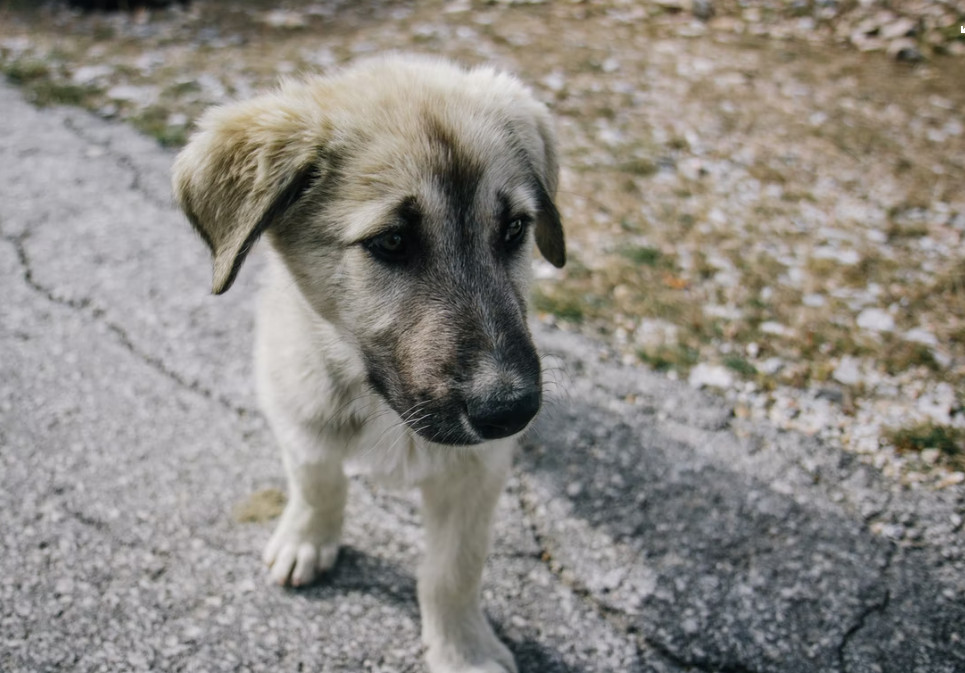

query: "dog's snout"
left=467, top=387, right=541, bottom=440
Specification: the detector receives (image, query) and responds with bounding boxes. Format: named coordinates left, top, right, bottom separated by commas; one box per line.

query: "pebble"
left=903, top=328, right=938, bottom=347
left=689, top=363, right=735, bottom=390
left=856, top=308, right=895, bottom=333
left=635, top=318, right=679, bottom=350
left=71, top=64, right=113, bottom=85
left=261, top=10, right=308, bottom=28
left=833, top=357, right=863, bottom=386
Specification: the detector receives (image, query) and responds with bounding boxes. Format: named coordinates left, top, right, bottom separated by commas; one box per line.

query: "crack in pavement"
left=835, top=542, right=896, bottom=672
left=2, top=232, right=256, bottom=421
left=62, top=115, right=174, bottom=212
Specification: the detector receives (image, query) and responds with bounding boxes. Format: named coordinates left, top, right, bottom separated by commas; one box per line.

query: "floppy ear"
left=172, top=89, right=326, bottom=294
left=513, top=103, right=565, bottom=268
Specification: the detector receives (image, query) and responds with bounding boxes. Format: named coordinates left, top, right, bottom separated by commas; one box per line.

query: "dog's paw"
left=263, top=537, right=339, bottom=587
left=424, top=623, right=517, bottom=673
left=262, top=504, right=340, bottom=587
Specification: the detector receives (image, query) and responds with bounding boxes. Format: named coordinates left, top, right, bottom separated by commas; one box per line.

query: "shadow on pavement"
left=521, top=398, right=965, bottom=673
left=293, top=546, right=588, bottom=673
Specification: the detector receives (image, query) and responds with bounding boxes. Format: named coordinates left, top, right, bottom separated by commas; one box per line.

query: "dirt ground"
left=2, top=0, right=964, bottom=484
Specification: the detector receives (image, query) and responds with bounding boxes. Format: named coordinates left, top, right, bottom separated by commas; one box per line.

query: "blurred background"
left=1, top=0, right=963, bottom=485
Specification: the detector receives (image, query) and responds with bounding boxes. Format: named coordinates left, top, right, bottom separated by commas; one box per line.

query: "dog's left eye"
left=364, top=230, right=409, bottom=263
left=503, top=218, right=527, bottom=246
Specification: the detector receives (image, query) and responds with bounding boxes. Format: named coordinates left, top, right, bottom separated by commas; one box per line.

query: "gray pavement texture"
left=1, top=81, right=963, bottom=673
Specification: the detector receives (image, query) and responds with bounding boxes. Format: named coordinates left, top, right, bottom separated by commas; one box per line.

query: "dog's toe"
left=264, top=538, right=339, bottom=587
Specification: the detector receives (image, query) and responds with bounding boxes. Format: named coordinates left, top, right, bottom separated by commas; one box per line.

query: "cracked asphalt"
left=1, top=81, right=964, bottom=673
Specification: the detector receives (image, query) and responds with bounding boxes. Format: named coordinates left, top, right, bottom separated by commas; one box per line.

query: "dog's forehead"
left=333, top=110, right=537, bottom=242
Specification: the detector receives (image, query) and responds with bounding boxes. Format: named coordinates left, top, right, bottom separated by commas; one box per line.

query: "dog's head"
left=173, top=56, right=564, bottom=446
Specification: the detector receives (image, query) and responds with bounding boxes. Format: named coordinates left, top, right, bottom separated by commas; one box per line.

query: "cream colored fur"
left=172, top=55, right=564, bottom=673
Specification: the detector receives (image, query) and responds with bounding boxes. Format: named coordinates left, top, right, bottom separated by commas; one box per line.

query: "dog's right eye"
left=364, top=230, right=410, bottom=263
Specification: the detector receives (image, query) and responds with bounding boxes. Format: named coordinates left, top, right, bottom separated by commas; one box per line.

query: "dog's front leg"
left=262, top=421, right=348, bottom=587
left=418, top=444, right=517, bottom=673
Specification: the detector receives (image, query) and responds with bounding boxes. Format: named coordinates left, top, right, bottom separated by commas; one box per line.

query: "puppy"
left=172, top=55, right=564, bottom=673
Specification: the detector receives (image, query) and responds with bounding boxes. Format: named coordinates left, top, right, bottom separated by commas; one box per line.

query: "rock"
left=903, top=327, right=939, bottom=347
left=761, top=357, right=785, bottom=375
left=856, top=308, right=895, bottom=333
left=71, top=65, right=114, bottom=86
left=813, top=246, right=861, bottom=265
left=880, top=17, right=917, bottom=40
left=688, top=363, right=734, bottom=389
left=105, top=84, right=160, bottom=108
left=888, top=38, right=923, bottom=62
left=261, top=10, right=308, bottom=29
left=634, top=319, right=679, bottom=350
left=833, top=357, right=863, bottom=386
left=760, top=322, right=793, bottom=337
left=692, top=0, right=714, bottom=21
left=541, top=71, right=565, bottom=93
left=916, top=383, right=957, bottom=425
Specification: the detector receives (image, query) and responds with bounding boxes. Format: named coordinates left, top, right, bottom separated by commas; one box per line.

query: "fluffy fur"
left=172, top=55, right=564, bottom=673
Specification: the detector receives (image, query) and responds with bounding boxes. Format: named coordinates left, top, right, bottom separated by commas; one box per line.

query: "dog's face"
left=173, top=56, right=564, bottom=446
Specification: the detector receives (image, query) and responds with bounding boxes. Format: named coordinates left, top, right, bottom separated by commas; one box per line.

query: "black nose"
left=467, top=388, right=541, bottom=440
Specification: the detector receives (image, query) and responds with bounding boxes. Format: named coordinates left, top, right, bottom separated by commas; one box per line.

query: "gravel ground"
left=1, top=0, right=963, bottom=488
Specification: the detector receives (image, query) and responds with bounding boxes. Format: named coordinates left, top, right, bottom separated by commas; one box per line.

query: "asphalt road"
left=1, top=82, right=963, bottom=673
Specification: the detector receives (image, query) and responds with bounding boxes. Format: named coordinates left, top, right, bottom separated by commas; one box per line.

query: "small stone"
left=833, top=357, right=863, bottom=386
left=760, top=321, right=793, bottom=337
left=261, top=9, right=308, bottom=28
left=888, top=38, right=922, bottom=62
left=71, top=65, right=113, bottom=86
left=635, top=319, right=679, bottom=350
left=856, top=308, right=895, bottom=333
left=105, top=84, right=160, bottom=106
left=692, top=0, right=714, bottom=20
left=688, top=363, right=734, bottom=390
left=541, top=71, right=566, bottom=93
left=813, top=246, right=861, bottom=265
left=761, top=357, right=785, bottom=375
left=936, top=472, right=965, bottom=489
left=880, top=17, right=916, bottom=40
left=903, top=327, right=938, bottom=347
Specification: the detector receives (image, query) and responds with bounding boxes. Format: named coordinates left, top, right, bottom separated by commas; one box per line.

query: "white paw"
left=424, top=618, right=517, bottom=673
left=262, top=503, right=340, bottom=587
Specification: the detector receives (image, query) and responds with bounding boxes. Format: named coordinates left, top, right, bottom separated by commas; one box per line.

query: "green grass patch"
left=638, top=344, right=699, bottom=372
left=618, top=157, right=658, bottom=176
left=882, top=340, right=941, bottom=375
left=620, top=245, right=664, bottom=267
left=886, top=422, right=965, bottom=471
left=723, top=355, right=758, bottom=377
left=132, top=106, right=189, bottom=147
left=29, top=80, right=92, bottom=107
left=3, top=59, right=50, bottom=85
left=532, top=288, right=584, bottom=323
left=3, top=59, right=98, bottom=107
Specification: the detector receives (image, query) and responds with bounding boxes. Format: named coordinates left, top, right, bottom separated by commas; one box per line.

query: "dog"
left=172, top=55, right=564, bottom=673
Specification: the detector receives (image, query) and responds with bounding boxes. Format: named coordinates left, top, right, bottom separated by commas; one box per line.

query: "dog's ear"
left=172, top=89, right=326, bottom=294
left=507, top=103, right=565, bottom=268
left=533, top=173, right=565, bottom=269
left=530, top=106, right=565, bottom=268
